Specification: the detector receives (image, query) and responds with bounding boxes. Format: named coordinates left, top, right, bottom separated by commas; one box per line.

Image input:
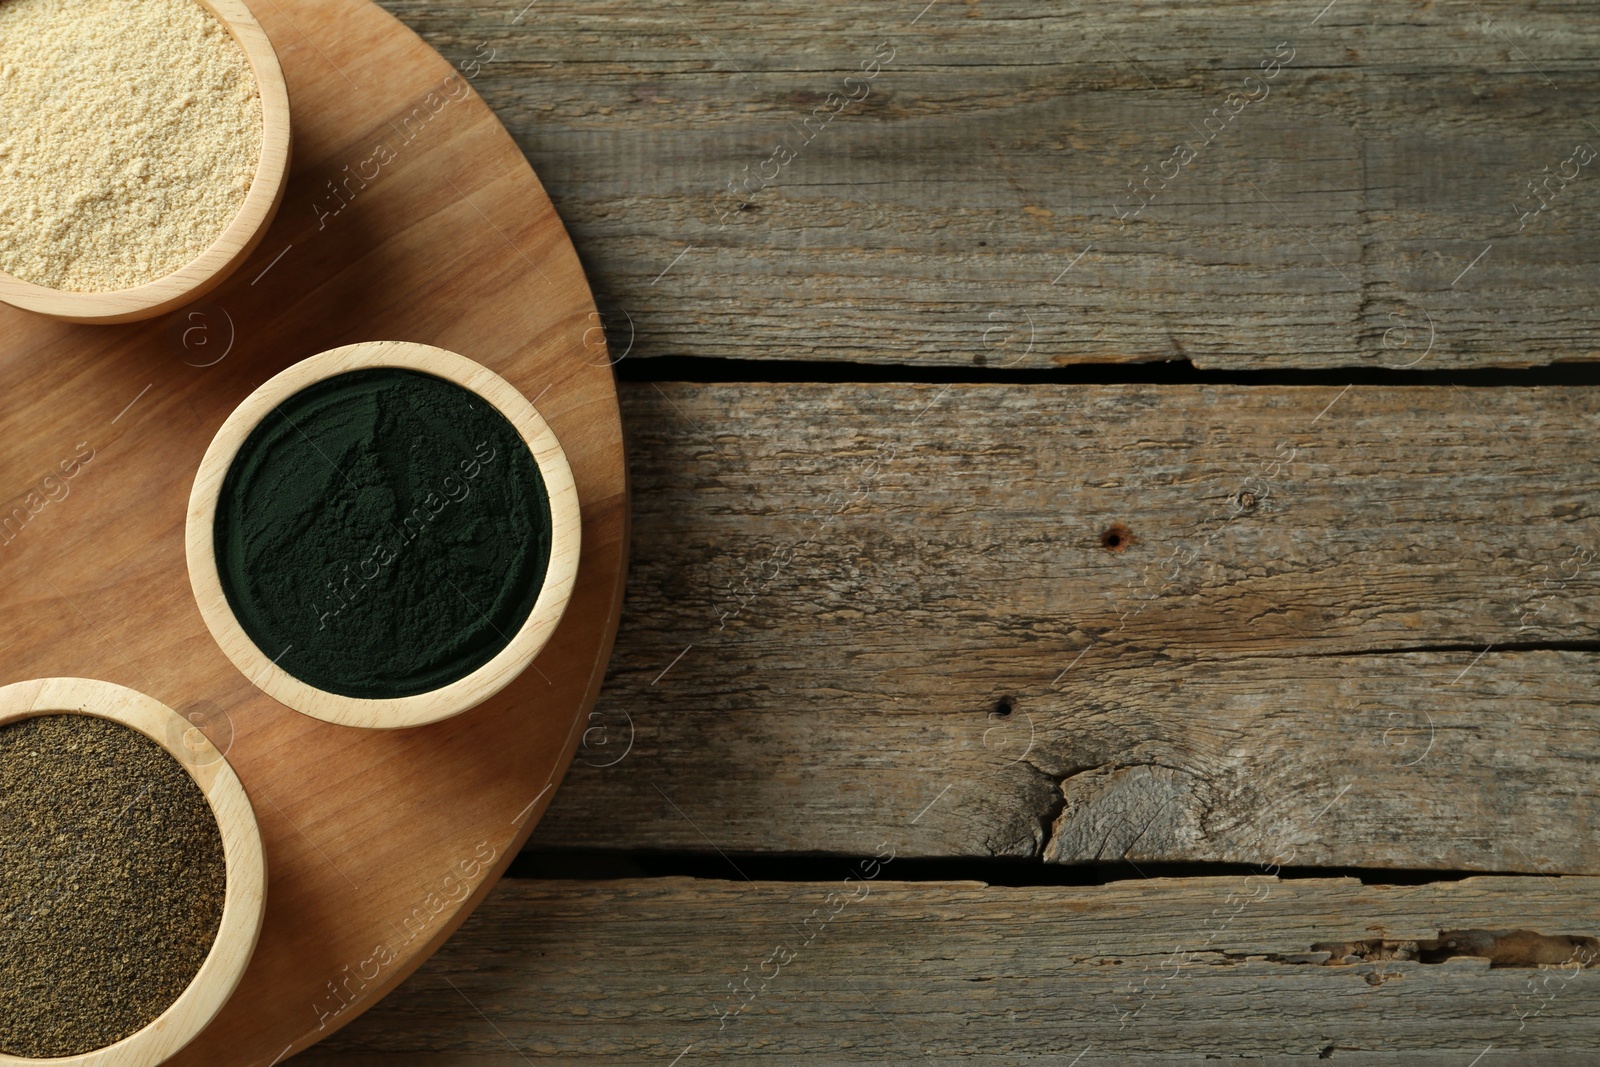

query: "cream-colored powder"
left=0, top=0, right=263, bottom=292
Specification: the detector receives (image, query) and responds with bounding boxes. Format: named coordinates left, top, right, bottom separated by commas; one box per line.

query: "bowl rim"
left=0, top=0, right=292, bottom=324
left=0, top=677, right=266, bottom=1067
left=185, top=340, right=583, bottom=729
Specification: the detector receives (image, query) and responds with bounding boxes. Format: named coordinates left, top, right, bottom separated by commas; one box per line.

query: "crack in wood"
left=1213, top=930, right=1600, bottom=969
left=1305, top=641, right=1600, bottom=658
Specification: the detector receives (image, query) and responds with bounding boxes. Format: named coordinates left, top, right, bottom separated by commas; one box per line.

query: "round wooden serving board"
left=0, top=0, right=628, bottom=1062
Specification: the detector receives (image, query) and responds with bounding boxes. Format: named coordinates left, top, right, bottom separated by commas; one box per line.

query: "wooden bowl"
left=0, top=677, right=266, bottom=1067
left=185, top=341, right=583, bottom=730
left=0, top=0, right=292, bottom=324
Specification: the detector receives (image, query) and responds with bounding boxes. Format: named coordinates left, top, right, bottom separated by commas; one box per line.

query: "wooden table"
left=298, top=0, right=1600, bottom=1061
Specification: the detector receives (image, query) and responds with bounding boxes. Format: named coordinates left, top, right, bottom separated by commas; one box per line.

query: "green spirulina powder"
left=0, top=714, right=226, bottom=1058
left=214, top=367, right=551, bottom=699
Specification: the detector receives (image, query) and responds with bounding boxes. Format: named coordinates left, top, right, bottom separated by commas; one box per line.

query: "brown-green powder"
left=0, top=714, right=227, bottom=1057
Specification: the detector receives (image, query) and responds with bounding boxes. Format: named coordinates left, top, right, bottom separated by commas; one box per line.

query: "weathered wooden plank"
left=527, top=383, right=1600, bottom=872
left=296, top=875, right=1600, bottom=1063
left=376, top=0, right=1600, bottom=369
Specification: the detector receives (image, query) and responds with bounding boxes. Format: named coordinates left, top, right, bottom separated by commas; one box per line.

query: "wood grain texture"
left=0, top=0, right=626, bottom=1062
left=377, top=0, right=1600, bottom=370
left=297, top=875, right=1600, bottom=1064
left=527, top=382, right=1600, bottom=873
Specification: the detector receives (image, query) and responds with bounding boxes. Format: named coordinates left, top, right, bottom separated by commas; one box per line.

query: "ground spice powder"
left=0, top=714, right=226, bottom=1057
left=0, top=0, right=263, bottom=292
left=214, top=368, right=553, bottom=699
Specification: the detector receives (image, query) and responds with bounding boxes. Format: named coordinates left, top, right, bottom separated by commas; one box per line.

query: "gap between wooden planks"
left=382, top=0, right=1600, bottom=370
left=531, top=382, right=1600, bottom=874
left=297, top=875, right=1600, bottom=1064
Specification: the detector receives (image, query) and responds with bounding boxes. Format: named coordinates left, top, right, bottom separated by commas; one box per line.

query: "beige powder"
left=0, top=0, right=263, bottom=292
